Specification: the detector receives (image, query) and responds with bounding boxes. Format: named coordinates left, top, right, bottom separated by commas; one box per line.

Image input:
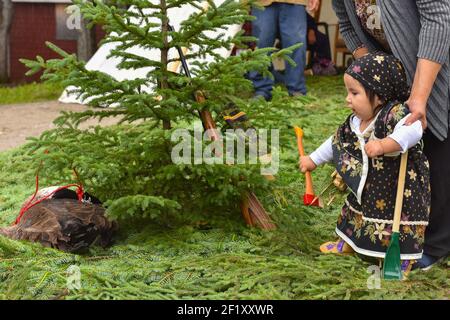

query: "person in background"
left=248, top=0, right=320, bottom=101
left=306, top=12, right=337, bottom=76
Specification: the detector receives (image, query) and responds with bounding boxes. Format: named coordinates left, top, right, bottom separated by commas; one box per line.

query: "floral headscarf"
left=345, top=52, right=410, bottom=102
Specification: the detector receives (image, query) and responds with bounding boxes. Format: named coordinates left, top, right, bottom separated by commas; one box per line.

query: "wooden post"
left=0, top=0, right=13, bottom=83
left=77, top=16, right=96, bottom=62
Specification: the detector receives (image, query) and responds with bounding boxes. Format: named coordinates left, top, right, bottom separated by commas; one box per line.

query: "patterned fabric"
left=354, top=0, right=390, bottom=51
left=332, top=119, right=365, bottom=202
left=333, top=0, right=450, bottom=141
left=332, top=102, right=431, bottom=259
left=345, top=51, right=410, bottom=102
left=258, top=0, right=307, bottom=6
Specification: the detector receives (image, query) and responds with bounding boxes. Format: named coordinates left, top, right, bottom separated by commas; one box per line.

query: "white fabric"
left=336, top=228, right=424, bottom=260
left=59, top=0, right=242, bottom=104
left=309, top=136, right=333, bottom=166
left=309, top=114, right=423, bottom=166
left=388, top=114, right=423, bottom=152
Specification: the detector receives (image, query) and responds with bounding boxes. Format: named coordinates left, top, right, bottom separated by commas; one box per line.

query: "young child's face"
left=343, top=74, right=381, bottom=121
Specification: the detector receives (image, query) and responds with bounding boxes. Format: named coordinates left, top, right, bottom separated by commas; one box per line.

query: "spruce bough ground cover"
left=0, top=76, right=448, bottom=300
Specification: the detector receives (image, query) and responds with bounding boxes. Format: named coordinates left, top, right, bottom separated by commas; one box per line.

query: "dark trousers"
left=423, top=131, right=450, bottom=257
left=309, top=30, right=332, bottom=62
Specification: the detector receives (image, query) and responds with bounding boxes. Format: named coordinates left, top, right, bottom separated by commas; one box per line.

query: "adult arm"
left=405, top=60, right=443, bottom=129
left=332, top=0, right=367, bottom=57
left=404, top=0, right=450, bottom=128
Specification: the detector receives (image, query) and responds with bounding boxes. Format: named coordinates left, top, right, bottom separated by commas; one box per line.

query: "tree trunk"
left=0, top=0, right=13, bottom=83
left=160, top=0, right=171, bottom=130
left=77, top=17, right=96, bottom=62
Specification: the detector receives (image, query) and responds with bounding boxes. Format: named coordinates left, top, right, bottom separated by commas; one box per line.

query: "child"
left=300, top=52, right=430, bottom=270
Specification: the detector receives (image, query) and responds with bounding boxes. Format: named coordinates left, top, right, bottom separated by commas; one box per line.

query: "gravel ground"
left=0, top=101, right=121, bottom=152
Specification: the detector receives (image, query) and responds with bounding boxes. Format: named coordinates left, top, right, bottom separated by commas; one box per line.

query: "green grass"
left=0, top=82, right=64, bottom=105
left=0, top=76, right=448, bottom=300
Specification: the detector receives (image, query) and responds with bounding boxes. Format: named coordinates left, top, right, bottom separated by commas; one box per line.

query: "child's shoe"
left=401, top=260, right=416, bottom=279
left=320, top=239, right=355, bottom=255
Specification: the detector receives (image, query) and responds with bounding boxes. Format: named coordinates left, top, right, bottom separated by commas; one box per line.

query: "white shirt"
left=310, top=114, right=423, bottom=166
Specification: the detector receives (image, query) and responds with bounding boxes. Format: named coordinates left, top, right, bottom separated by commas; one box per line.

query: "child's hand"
left=365, top=140, right=384, bottom=158
left=299, top=156, right=317, bottom=173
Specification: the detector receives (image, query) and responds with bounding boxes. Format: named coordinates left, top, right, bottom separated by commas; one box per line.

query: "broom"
left=173, top=36, right=276, bottom=230
left=383, top=151, right=408, bottom=280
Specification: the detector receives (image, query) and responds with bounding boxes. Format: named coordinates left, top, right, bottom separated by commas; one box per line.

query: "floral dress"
left=354, top=0, right=391, bottom=52
left=332, top=102, right=430, bottom=260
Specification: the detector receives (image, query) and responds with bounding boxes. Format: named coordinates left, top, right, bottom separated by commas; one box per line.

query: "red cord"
left=14, top=169, right=85, bottom=225
left=17, top=174, right=41, bottom=223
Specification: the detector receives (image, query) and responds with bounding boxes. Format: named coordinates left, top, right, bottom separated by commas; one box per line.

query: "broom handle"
left=393, top=152, right=408, bottom=233
left=170, top=27, right=220, bottom=142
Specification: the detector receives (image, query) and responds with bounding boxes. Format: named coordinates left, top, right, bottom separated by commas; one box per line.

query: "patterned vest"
left=332, top=101, right=430, bottom=227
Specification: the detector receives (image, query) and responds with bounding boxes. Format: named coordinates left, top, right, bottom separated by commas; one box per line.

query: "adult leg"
left=278, top=3, right=307, bottom=95
left=422, top=131, right=450, bottom=259
left=314, top=30, right=332, bottom=61
left=248, top=4, right=278, bottom=100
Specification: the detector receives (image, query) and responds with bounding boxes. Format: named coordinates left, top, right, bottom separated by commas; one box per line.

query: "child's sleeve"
left=388, top=114, right=423, bottom=153
left=310, top=136, right=334, bottom=166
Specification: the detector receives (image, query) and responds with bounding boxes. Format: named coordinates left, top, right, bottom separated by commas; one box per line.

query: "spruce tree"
left=21, top=0, right=299, bottom=224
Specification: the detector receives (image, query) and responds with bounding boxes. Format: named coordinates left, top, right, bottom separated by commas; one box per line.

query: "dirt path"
left=0, top=101, right=121, bottom=152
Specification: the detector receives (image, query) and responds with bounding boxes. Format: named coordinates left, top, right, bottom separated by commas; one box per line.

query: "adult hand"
left=404, top=99, right=427, bottom=130
left=308, top=0, right=320, bottom=13
left=404, top=59, right=442, bottom=130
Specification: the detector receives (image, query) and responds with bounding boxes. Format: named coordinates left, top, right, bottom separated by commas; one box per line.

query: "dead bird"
left=0, top=188, right=117, bottom=253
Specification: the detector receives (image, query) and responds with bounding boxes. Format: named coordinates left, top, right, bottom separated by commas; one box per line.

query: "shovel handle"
left=392, top=152, right=408, bottom=233
left=294, top=127, right=315, bottom=196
